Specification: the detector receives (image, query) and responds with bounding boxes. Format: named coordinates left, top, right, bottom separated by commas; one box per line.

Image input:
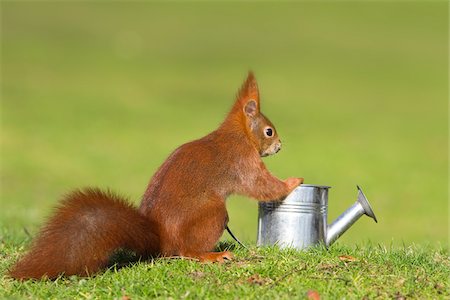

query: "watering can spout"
left=325, top=186, right=377, bottom=247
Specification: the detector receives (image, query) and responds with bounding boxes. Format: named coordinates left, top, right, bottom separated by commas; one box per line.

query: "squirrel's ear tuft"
left=236, top=71, right=260, bottom=115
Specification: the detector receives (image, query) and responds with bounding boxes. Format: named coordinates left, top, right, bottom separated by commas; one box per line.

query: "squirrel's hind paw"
left=199, top=251, right=233, bottom=263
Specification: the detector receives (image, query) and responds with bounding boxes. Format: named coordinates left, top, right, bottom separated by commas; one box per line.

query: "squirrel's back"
left=9, top=188, right=159, bottom=280
left=140, top=130, right=251, bottom=214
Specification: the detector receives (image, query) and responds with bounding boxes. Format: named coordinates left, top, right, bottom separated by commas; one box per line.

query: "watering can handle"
left=226, top=226, right=249, bottom=250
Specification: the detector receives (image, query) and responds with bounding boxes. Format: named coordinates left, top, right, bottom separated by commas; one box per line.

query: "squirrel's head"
left=226, top=72, right=282, bottom=157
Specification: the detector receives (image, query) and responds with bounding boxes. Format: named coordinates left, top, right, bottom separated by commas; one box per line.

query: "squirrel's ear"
left=244, top=99, right=257, bottom=117
left=236, top=71, right=260, bottom=116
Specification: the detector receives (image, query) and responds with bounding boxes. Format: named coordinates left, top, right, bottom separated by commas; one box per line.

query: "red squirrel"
left=9, top=72, right=303, bottom=280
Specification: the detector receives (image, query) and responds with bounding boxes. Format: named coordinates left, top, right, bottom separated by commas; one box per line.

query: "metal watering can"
left=257, top=184, right=377, bottom=249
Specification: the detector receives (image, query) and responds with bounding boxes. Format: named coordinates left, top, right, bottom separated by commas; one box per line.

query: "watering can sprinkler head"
left=325, top=185, right=378, bottom=247
left=356, top=185, right=378, bottom=223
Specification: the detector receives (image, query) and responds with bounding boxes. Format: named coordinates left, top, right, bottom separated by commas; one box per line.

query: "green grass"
left=1, top=232, right=448, bottom=299
left=1, top=1, right=448, bottom=299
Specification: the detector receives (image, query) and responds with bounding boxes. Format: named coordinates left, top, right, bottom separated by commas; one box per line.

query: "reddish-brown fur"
left=9, top=72, right=303, bottom=280
left=9, top=188, right=159, bottom=279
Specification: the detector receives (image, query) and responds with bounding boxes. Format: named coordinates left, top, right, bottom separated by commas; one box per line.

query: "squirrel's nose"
left=275, top=142, right=282, bottom=153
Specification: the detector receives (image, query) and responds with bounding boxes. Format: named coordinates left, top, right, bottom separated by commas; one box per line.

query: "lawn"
left=1, top=238, right=448, bottom=299
left=1, top=1, right=448, bottom=299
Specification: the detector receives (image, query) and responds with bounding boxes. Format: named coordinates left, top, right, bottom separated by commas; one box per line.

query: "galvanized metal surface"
left=257, top=184, right=329, bottom=249
left=257, top=184, right=377, bottom=250
left=325, top=185, right=378, bottom=246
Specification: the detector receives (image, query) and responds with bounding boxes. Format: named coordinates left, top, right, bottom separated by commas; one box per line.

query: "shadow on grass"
left=107, top=241, right=246, bottom=270
left=215, top=240, right=245, bottom=252
left=107, top=249, right=150, bottom=271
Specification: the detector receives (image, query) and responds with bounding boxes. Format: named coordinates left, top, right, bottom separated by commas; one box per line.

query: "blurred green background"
left=1, top=2, right=447, bottom=246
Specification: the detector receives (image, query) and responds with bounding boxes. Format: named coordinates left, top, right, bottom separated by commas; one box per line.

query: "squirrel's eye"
left=264, top=127, right=273, bottom=137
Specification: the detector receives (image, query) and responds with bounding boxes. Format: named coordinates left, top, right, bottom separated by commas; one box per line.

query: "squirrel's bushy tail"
left=9, top=188, right=160, bottom=280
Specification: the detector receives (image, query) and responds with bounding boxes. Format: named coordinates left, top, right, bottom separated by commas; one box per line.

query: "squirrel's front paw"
left=285, top=177, right=304, bottom=191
